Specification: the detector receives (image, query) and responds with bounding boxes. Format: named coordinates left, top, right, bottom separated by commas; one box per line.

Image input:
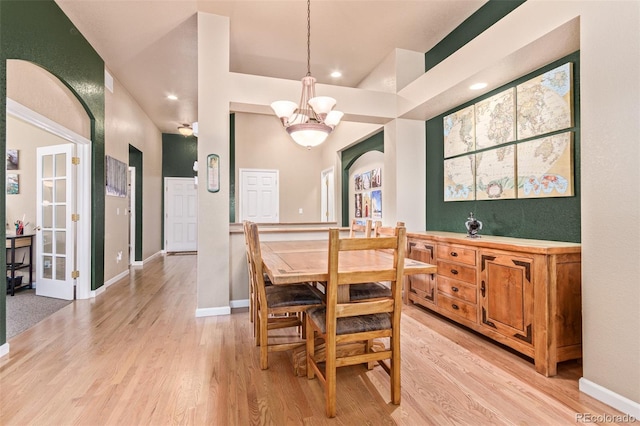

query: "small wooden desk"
left=6, top=233, right=35, bottom=296
left=261, top=239, right=437, bottom=302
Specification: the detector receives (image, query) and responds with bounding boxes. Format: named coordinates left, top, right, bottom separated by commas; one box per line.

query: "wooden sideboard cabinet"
left=405, top=231, right=582, bottom=376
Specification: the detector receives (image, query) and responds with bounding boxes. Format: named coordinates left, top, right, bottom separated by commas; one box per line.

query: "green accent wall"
left=129, top=145, right=143, bottom=262
left=0, top=0, right=106, bottom=345
left=161, top=133, right=197, bottom=249
left=426, top=52, right=581, bottom=242
left=340, top=131, right=384, bottom=226
left=425, top=0, right=526, bottom=72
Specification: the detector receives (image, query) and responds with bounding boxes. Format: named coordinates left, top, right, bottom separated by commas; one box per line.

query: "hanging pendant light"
left=271, top=0, right=343, bottom=149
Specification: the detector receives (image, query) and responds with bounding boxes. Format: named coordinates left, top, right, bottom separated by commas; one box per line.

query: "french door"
left=35, top=144, right=76, bottom=300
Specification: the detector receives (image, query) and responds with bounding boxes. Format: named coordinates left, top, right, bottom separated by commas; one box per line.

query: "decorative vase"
left=465, top=212, right=482, bottom=238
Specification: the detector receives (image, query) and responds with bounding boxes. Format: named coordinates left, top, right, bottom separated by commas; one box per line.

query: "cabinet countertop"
left=407, top=231, right=581, bottom=255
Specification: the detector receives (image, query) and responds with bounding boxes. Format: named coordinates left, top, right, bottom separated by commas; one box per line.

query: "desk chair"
left=305, top=225, right=406, bottom=417
left=246, top=222, right=324, bottom=370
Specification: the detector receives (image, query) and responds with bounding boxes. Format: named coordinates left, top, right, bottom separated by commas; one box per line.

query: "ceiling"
left=55, top=0, right=488, bottom=135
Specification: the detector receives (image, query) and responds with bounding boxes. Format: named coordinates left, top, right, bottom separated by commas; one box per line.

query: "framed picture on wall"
left=371, top=190, right=382, bottom=218
left=355, top=193, right=362, bottom=218
left=207, top=154, right=220, bottom=193
left=517, top=131, right=574, bottom=199
left=105, top=155, right=128, bottom=197
left=6, top=173, right=19, bottom=194
left=371, top=168, right=382, bottom=188
left=6, top=149, right=18, bottom=170
left=444, top=155, right=475, bottom=202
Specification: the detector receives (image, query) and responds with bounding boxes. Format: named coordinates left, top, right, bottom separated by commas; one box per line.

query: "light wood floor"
left=0, top=254, right=627, bottom=425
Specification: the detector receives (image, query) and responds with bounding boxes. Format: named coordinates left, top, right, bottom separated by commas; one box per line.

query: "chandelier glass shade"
left=271, top=0, right=343, bottom=149
left=178, top=123, right=193, bottom=137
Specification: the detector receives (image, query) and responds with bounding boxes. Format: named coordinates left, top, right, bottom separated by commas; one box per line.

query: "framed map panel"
left=517, top=62, right=573, bottom=139
left=475, top=88, right=516, bottom=150
left=443, top=105, right=475, bottom=158
left=517, top=131, right=574, bottom=199
left=444, top=155, right=475, bottom=202
left=475, top=145, right=516, bottom=200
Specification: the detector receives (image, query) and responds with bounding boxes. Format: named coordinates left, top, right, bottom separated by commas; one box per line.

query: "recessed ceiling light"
left=330, top=71, right=342, bottom=78
left=469, top=82, right=487, bottom=90
left=167, top=94, right=178, bottom=100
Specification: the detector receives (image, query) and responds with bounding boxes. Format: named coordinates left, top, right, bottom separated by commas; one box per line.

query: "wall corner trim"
left=579, top=378, right=640, bottom=418
left=195, top=306, right=231, bottom=317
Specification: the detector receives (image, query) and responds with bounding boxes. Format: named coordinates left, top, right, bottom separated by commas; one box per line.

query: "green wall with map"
left=426, top=52, right=581, bottom=243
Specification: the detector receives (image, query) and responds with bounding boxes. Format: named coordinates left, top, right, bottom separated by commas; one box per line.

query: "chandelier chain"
left=306, top=0, right=311, bottom=76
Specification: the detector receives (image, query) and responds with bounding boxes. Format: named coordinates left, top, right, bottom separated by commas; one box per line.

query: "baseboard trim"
left=104, top=269, right=130, bottom=289
left=90, top=285, right=106, bottom=299
left=0, top=342, right=9, bottom=358
left=230, top=299, right=249, bottom=309
left=195, top=306, right=231, bottom=317
left=579, top=377, right=640, bottom=418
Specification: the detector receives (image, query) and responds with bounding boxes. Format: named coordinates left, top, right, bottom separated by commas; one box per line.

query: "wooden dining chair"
left=349, top=218, right=372, bottom=238
left=348, top=221, right=405, bottom=302
left=305, top=225, right=407, bottom=417
left=246, top=222, right=325, bottom=370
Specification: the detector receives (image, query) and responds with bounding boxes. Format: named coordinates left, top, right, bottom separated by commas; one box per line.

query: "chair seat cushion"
left=349, top=282, right=391, bottom=301
left=307, top=307, right=391, bottom=335
left=266, top=284, right=323, bottom=308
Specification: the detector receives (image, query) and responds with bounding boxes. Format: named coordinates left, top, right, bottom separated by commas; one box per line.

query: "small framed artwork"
left=207, top=154, right=220, bottom=193
left=371, top=168, right=382, bottom=188
left=371, top=190, right=382, bottom=218
left=6, top=149, right=19, bottom=170
left=354, top=193, right=362, bottom=218
left=7, top=173, right=19, bottom=194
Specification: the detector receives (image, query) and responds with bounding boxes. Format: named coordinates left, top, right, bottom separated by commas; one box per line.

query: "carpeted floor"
left=6, top=289, right=73, bottom=339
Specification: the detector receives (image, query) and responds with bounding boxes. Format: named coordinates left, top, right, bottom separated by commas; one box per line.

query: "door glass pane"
left=55, top=153, right=66, bottom=177
left=43, top=155, right=53, bottom=178
left=55, top=205, right=66, bottom=228
left=43, top=256, right=53, bottom=279
left=43, top=231, right=53, bottom=254
left=55, top=179, right=66, bottom=202
left=42, top=181, right=53, bottom=204
left=43, top=205, right=53, bottom=228
left=55, top=257, right=66, bottom=280
left=55, top=231, right=66, bottom=255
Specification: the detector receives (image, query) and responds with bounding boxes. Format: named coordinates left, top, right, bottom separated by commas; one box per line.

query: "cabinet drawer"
left=437, top=244, right=476, bottom=265
left=438, top=276, right=476, bottom=304
left=437, top=293, right=477, bottom=323
left=437, top=260, right=476, bottom=284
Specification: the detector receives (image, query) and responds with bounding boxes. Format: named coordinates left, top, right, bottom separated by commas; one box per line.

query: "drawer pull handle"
left=450, top=252, right=458, bottom=257
left=451, top=269, right=459, bottom=275
left=451, top=286, right=459, bottom=292
left=452, top=304, right=459, bottom=310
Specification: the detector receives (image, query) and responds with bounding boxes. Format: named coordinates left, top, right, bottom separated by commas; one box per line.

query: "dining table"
left=260, top=238, right=437, bottom=303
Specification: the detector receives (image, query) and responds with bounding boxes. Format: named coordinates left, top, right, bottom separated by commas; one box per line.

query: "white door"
left=164, top=177, right=198, bottom=252
left=320, top=167, right=335, bottom=222
left=36, top=144, right=75, bottom=300
left=128, top=167, right=136, bottom=264
left=239, top=169, right=279, bottom=223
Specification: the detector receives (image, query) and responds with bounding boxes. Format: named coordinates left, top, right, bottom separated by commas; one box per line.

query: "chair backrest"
left=373, top=221, right=405, bottom=238
left=246, top=222, right=269, bottom=306
left=349, top=218, right=372, bottom=238
left=326, top=225, right=406, bottom=326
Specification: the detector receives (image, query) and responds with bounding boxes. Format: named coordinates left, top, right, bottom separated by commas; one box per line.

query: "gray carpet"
left=6, top=289, right=73, bottom=339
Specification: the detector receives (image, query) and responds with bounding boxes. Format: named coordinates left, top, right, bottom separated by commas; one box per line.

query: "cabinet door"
left=406, top=239, right=436, bottom=305
left=479, top=251, right=534, bottom=346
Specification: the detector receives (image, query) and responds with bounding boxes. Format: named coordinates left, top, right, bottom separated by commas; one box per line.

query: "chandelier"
left=271, top=0, right=343, bottom=149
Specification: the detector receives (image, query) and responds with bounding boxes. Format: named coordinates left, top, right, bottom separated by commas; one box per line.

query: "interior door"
left=164, top=177, right=198, bottom=252
left=239, top=169, right=279, bottom=223
left=36, top=144, right=75, bottom=300
left=320, top=167, right=335, bottom=222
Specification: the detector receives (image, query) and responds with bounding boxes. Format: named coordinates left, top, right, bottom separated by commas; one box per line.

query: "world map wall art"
left=443, top=62, right=574, bottom=202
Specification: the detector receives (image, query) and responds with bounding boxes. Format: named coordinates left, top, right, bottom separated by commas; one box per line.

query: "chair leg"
left=390, top=335, right=401, bottom=404
left=306, top=315, right=315, bottom=379
left=366, top=339, right=375, bottom=370
left=325, top=337, right=337, bottom=417
left=259, top=310, right=269, bottom=370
